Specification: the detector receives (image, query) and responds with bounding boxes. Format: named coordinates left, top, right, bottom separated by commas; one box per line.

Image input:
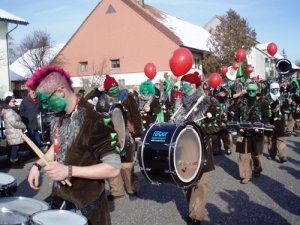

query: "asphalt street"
left=1, top=134, right=300, bottom=225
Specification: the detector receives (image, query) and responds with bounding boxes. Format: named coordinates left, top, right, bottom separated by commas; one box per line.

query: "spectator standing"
left=1, top=96, right=26, bottom=169
left=19, top=90, right=42, bottom=150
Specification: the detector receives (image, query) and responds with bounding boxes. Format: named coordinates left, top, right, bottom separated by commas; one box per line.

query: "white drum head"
left=0, top=173, right=16, bottom=190
left=32, top=210, right=87, bottom=225
left=173, top=128, right=202, bottom=183
left=0, top=207, right=29, bottom=225
left=0, top=197, right=50, bottom=215
left=111, top=107, right=126, bottom=150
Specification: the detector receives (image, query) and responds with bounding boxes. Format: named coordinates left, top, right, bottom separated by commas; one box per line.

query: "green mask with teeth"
left=181, top=81, right=192, bottom=96
left=107, top=86, right=120, bottom=97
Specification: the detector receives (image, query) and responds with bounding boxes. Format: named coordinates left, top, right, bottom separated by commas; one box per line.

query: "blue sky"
left=2, top=0, right=300, bottom=62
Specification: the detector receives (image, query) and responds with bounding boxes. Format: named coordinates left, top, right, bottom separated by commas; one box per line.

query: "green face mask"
left=107, top=86, right=119, bottom=97
left=247, top=89, right=257, bottom=97
left=271, top=88, right=279, bottom=95
left=37, top=90, right=67, bottom=113
left=163, top=80, right=172, bottom=93
left=247, top=83, right=258, bottom=97
left=239, top=77, right=245, bottom=83
left=181, top=81, right=192, bottom=96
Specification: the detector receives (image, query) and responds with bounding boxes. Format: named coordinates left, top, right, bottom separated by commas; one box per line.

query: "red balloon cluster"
left=220, top=66, right=228, bottom=76
left=232, top=62, right=239, bottom=70
left=247, top=65, right=254, bottom=73
left=209, top=73, right=222, bottom=89
left=236, top=49, right=247, bottom=61
left=267, top=42, right=278, bottom=57
left=144, top=63, right=157, bottom=80
left=169, top=47, right=193, bottom=77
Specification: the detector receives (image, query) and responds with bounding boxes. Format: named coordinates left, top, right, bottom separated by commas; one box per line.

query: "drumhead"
left=0, top=172, right=16, bottom=190
left=172, top=124, right=203, bottom=184
left=0, top=207, right=29, bottom=225
left=109, top=103, right=128, bottom=156
left=0, top=197, right=50, bottom=215
left=31, top=210, right=87, bottom=225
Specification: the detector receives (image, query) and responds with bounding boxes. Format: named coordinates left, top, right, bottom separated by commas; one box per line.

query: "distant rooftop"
left=0, top=8, right=29, bottom=25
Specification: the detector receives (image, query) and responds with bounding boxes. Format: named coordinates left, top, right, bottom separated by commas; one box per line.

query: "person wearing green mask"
left=159, top=79, right=176, bottom=122
left=85, top=75, right=143, bottom=202
left=173, top=72, right=221, bottom=225
left=232, top=82, right=271, bottom=184
left=266, top=82, right=291, bottom=163
left=26, top=66, right=121, bottom=225
left=138, top=80, right=161, bottom=129
left=230, top=72, right=247, bottom=114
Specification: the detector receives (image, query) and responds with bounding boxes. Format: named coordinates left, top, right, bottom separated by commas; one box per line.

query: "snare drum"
left=138, top=122, right=206, bottom=188
left=0, top=197, right=50, bottom=216
left=108, top=103, right=129, bottom=156
left=0, top=207, right=30, bottom=225
left=0, top=172, right=17, bottom=197
left=31, top=210, right=88, bottom=225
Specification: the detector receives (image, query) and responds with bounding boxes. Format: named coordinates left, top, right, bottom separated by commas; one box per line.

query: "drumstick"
left=18, top=130, right=72, bottom=187
left=184, top=96, right=204, bottom=120
left=170, top=104, right=183, bottom=120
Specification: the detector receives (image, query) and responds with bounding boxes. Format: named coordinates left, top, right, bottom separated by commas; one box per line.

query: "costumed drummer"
left=138, top=80, right=161, bottom=130
left=157, top=78, right=177, bottom=122
left=85, top=75, right=143, bottom=201
left=232, top=82, right=271, bottom=184
left=173, top=72, right=221, bottom=225
left=27, top=66, right=121, bottom=225
left=266, top=82, right=291, bottom=163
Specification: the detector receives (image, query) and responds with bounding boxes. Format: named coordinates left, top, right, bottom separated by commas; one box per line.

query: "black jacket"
left=19, top=96, right=41, bottom=130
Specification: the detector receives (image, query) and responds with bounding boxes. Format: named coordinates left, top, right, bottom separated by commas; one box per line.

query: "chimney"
left=137, top=0, right=144, bottom=7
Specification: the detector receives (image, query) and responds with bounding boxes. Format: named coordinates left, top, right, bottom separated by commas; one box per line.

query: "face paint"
left=37, top=90, right=67, bottom=113
left=181, top=81, right=192, bottom=95
left=107, top=86, right=119, bottom=97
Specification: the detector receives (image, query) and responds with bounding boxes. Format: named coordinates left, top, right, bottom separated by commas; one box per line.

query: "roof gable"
left=0, top=8, right=29, bottom=25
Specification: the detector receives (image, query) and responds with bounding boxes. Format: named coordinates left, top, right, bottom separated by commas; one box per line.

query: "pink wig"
left=26, top=65, right=73, bottom=92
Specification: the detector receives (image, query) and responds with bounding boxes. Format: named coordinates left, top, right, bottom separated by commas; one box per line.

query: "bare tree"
left=16, top=29, right=67, bottom=77
left=282, top=49, right=287, bottom=59
left=77, top=58, right=107, bottom=88
left=8, top=35, right=18, bottom=63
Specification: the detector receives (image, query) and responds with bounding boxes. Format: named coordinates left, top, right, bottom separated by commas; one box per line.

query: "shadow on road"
left=206, top=189, right=290, bottom=225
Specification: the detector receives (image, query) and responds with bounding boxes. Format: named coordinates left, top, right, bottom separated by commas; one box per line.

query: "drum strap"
left=81, top=190, right=104, bottom=216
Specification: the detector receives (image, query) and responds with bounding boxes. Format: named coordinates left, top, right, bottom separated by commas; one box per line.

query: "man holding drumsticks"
left=27, top=65, right=121, bottom=225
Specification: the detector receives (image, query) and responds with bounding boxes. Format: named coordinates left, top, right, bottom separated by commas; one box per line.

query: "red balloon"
left=220, top=66, right=228, bottom=75
left=144, top=63, right=157, bottom=80
left=246, top=65, right=254, bottom=73
left=209, top=73, right=222, bottom=89
left=169, top=47, right=193, bottom=77
left=267, top=42, right=278, bottom=57
left=236, top=49, right=247, bottom=61
left=232, top=61, right=238, bottom=70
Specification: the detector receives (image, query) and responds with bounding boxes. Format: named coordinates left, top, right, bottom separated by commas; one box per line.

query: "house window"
left=194, top=58, right=200, bottom=69
left=118, top=79, right=125, bottom=87
left=80, top=62, right=88, bottom=72
left=111, top=59, right=120, bottom=69
left=265, top=58, right=271, bottom=68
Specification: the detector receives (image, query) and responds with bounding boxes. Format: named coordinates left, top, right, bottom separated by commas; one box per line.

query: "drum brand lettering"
left=151, top=131, right=169, bottom=142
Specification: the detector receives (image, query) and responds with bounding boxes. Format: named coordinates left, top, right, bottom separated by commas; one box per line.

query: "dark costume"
left=174, top=87, right=221, bottom=222
left=50, top=97, right=119, bottom=225
left=85, top=85, right=143, bottom=198
left=233, top=88, right=271, bottom=183
left=211, top=89, right=233, bottom=155
left=138, top=80, right=161, bottom=131
left=266, top=93, right=291, bottom=162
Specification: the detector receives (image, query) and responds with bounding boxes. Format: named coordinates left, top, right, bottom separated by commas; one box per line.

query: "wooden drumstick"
left=18, top=130, right=72, bottom=187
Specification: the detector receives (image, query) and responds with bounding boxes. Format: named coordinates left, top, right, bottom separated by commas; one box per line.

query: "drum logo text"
left=151, top=131, right=168, bottom=142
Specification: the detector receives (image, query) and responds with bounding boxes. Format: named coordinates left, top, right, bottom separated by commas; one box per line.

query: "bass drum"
left=108, top=103, right=129, bottom=156
left=138, top=122, right=205, bottom=189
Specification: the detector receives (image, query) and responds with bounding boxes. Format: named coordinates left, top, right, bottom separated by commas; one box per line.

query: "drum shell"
left=0, top=172, right=17, bottom=197
left=139, top=122, right=205, bottom=188
left=0, top=207, right=30, bottom=225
